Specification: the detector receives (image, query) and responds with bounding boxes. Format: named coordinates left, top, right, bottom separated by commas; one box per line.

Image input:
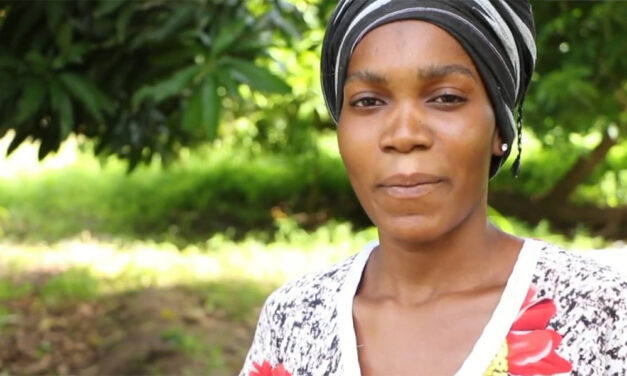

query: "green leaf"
left=15, top=77, right=45, bottom=124
left=115, top=5, right=135, bottom=43
left=94, top=0, right=126, bottom=17
left=24, top=50, right=48, bottom=74
left=149, top=5, right=194, bottom=42
left=55, top=22, right=73, bottom=52
left=181, top=75, right=220, bottom=139
left=199, top=75, right=220, bottom=140
left=222, top=57, right=290, bottom=94
left=38, top=130, right=61, bottom=160
left=213, top=19, right=248, bottom=56
left=7, top=129, right=29, bottom=156
left=58, top=73, right=105, bottom=123
left=45, top=1, right=64, bottom=31
left=133, top=65, right=201, bottom=108
left=216, top=66, right=240, bottom=98
left=182, top=88, right=201, bottom=134
left=49, top=80, right=74, bottom=140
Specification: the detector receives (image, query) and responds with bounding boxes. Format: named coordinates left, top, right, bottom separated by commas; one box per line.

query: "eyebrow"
left=418, top=64, right=477, bottom=82
left=345, top=70, right=388, bottom=85
left=345, top=64, right=477, bottom=86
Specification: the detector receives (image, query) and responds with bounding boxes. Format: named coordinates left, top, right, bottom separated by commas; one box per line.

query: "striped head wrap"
left=321, top=0, right=536, bottom=177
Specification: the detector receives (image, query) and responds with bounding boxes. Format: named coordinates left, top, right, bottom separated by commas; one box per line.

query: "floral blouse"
left=240, top=239, right=627, bottom=376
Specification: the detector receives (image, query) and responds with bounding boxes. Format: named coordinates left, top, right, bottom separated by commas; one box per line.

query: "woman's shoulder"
left=263, top=246, right=367, bottom=314
left=532, top=239, right=627, bottom=291
left=530, top=239, right=627, bottom=322
left=529, top=240, right=627, bottom=369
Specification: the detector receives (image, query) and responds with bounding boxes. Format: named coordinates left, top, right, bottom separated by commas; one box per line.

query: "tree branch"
left=541, top=128, right=618, bottom=204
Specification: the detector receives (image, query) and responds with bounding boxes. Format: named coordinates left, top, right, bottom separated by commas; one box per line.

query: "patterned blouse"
left=240, top=239, right=627, bottom=376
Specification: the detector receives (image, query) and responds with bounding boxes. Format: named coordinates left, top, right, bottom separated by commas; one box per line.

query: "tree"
left=488, top=1, right=627, bottom=239
left=0, top=0, right=301, bottom=168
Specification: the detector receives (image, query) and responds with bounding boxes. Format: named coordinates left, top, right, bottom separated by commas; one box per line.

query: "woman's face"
left=338, top=20, right=503, bottom=244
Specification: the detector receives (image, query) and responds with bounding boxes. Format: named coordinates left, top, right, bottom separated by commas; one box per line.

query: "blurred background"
left=0, top=0, right=625, bottom=375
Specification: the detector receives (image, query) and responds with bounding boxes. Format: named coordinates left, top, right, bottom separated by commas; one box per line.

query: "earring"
left=501, top=143, right=509, bottom=153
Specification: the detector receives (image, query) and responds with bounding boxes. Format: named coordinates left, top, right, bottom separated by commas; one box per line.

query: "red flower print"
left=250, top=360, right=292, bottom=376
left=506, top=285, right=572, bottom=375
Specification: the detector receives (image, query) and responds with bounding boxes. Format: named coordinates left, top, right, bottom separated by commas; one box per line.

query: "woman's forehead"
left=346, top=21, right=479, bottom=79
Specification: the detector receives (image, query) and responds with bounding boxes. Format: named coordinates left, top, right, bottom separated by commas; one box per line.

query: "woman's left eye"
left=430, top=93, right=467, bottom=104
left=350, top=97, right=385, bottom=108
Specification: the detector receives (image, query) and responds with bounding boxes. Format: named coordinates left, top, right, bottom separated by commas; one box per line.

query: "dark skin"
left=337, top=21, right=523, bottom=375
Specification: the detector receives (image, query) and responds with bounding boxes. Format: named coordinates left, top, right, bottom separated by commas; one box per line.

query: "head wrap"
left=321, top=0, right=536, bottom=177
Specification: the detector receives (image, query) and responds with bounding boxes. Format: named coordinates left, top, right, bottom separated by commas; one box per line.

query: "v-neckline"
left=337, top=238, right=541, bottom=375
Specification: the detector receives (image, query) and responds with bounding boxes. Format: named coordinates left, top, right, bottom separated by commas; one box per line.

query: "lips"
left=377, top=172, right=444, bottom=198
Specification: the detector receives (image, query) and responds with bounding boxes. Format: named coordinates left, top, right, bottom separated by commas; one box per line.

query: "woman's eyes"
left=430, top=93, right=467, bottom=105
left=350, top=97, right=385, bottom=108
left=349, top=94, right=466, bottom=108
left=348, top=92, right=467, bottom=109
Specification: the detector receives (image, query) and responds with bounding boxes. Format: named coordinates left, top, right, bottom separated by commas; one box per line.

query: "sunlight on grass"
left=0, top=220, right=378, bottom=299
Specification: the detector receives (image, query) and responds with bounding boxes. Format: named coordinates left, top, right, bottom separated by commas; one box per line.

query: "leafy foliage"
left=0, top=0, right=301, bottom=168
left=490, top=1, right=627, bottom=212
left=528, top=1, right=627, bottom=138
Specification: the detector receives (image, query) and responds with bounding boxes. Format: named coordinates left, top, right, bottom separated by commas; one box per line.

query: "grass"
left=0, top=132, right=358, bottom=244
left=40, top=267, right=101, bottom=305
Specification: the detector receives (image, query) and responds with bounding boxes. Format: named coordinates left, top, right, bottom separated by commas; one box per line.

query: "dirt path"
left=1, top=285, right=259, bottom=376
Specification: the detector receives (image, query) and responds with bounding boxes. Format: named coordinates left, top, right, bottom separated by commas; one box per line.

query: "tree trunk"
left=541, top=129, right=618, bottom=203
left=489, top=191, right=627, bottom=240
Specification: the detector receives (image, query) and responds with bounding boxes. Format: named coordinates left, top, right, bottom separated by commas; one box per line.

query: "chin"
left=376, top=214, right=452, bottom=245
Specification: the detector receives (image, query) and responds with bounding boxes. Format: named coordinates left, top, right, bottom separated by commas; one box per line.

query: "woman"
left=240, top=1, right=627, bottom=375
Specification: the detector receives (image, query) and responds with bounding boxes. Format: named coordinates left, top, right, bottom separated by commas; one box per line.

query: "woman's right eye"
left=350, top=97, right=385, bottom=108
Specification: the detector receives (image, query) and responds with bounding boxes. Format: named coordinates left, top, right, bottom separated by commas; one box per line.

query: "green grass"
left=161, top=327, right=206, bottom=357
left=40, top=267, right=101, bottom=305
left=0, top=133, right=357, bottom=244
left=0, top=279, right=33, bottom=301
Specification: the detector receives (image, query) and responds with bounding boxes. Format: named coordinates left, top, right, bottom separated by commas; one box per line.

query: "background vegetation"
left=0, top=0, right=625, bottom=375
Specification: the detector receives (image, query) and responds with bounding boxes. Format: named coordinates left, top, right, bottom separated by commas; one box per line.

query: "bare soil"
left=0, top=285, right=258, bottom=376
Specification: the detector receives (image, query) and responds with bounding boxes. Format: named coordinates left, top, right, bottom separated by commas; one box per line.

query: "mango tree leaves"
left=0, top=0, right=301, bottom=166
left=199, top=76, right=220, bottom=140
left=222, top=57, right=290, bottom=95
left=15, top=77, right=45, bottom=124
left=58, top=73, right=110, bottom=124
left=49, top=80, right=74, bottom=139
left=528, top=1, right=627, bottom=139
left=132, top=65, right=201, bottom=109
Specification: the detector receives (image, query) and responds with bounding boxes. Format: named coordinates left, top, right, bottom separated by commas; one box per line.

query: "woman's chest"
left=352, top=293, right=502, bottom=376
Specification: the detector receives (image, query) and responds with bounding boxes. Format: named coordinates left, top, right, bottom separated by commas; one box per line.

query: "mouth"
left=377, top=173, right=444, bottom=198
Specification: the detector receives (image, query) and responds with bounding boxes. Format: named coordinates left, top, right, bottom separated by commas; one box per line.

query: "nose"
left=379, top=102, right=434, bottom=153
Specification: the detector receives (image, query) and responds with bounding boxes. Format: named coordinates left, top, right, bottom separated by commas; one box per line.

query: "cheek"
left=439, top=104, right=495, bottom=172
left=337, top=121, right=378, bottom=195
left=338, top=124, right=365, bottom=180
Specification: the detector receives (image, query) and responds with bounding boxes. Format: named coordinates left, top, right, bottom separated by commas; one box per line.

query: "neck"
left=363, top=203, right=521, bottom=306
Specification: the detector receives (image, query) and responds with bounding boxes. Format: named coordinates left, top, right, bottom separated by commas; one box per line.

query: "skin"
left=337, top=21, right=524, bottom=375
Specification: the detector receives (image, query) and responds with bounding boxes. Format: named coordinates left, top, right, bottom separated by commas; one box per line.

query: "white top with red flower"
left=241, top=239, right=627, bottom=376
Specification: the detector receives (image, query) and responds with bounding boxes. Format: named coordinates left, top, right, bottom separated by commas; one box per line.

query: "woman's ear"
left=492, top=129, right=506, bottom=156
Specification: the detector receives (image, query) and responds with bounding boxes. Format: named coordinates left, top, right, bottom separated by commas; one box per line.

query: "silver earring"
left=501, top=143, right=509, bottom=153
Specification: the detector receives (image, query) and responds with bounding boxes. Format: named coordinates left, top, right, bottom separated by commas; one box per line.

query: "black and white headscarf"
left=321, top=0, right=536, bottom=177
